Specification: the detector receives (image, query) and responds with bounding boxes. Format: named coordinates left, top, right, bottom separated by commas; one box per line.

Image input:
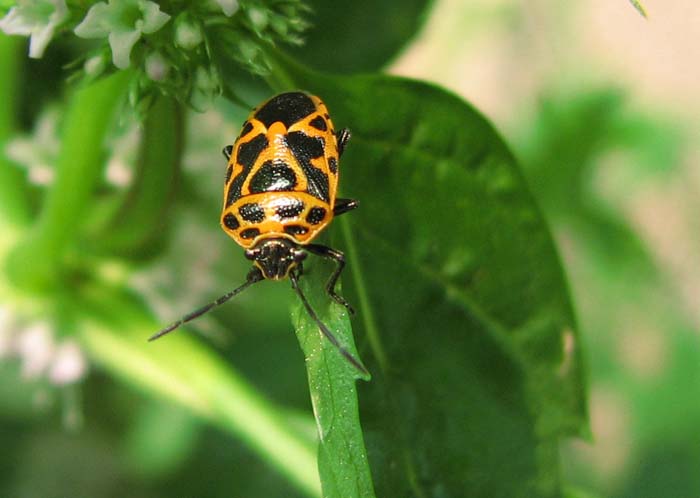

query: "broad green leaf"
left=292, top=259, right=375, bottom=498
left=564, top=487, right=604, bottom=498
left=285, top=0, right=433, bottom=73
left=270, top=56, right=587, bottom=497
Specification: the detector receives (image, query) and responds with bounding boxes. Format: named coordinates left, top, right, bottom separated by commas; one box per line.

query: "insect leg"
left=305, top=244, right=354, bottom=314
left=336, top=128, right=351, bottom=157
left=333, top=198, right=359, bottom=217
left=289, top=270, right=368, bottom=376
left=222, top=145, right=233, bottom=160
left=148, top=267, right=263, bottom=341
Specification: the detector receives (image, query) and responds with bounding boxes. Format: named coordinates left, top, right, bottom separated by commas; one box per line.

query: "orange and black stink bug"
left=150, top=92, right=366, bottom=374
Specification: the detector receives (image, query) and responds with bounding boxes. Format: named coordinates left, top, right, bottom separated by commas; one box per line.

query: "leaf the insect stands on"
left=268, top=52, right=588, bottom=498
left=291, top=255, right=375, bottom=498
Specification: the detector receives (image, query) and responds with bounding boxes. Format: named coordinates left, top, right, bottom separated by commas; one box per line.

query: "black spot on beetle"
left=225, top=164, right=233, bottom=183
left=309, top=115, right=327, bottom=131
left=226, top=184, right=238, bottom=207
left=285, top=131, right=329, bottom=202
left=240, top=228, right=261, bottom=239
left=328, top=157, right=338, bottom=174
left=238, top=203, right=265, bottom=223
left=227, top=134, right=268, bottom=205
left=284, top=225, right=308, bottom=236
left=287, top=131, right=324, bottom=159
left=223, top=213, right=239, bottom=230
left=237, top=134, right=268, bottom=169
left=276, top=199, right=305, bottom=219
left=254, top=92, right=316, bottom=128
left=249, top=160, right=297, bottom=193
left=306, top=207, right=326, bottom=225
left=239, top=121, right=253, bottom=137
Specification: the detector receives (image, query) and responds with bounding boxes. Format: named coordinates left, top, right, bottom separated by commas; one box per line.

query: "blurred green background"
left=1, top=0, right=699, bottom=497
left=389, top=1, right=700, bottom=497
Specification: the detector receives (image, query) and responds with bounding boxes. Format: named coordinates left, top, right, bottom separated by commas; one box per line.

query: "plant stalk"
left=6, top=71, right=132, bottom=291
left=0, top=35, right=30, bottom=228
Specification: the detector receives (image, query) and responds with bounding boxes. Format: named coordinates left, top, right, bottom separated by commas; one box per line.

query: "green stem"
left=0, top=35, right=30, bottom=227
left=78, top=286, right=321, bottom=497
left=6, top=71, right=132, bottom=291
left=90, top=95, right=183, bottom=258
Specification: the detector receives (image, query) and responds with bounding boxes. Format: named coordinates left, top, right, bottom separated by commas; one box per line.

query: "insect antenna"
left=149, top=268, right=264, bottom=342
left=289, top=271, right=369, bottom=377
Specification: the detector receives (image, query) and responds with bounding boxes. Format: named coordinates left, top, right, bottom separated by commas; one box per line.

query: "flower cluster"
left=0, top=0, right=68, bottom=58
left=74, top=0, right=171, bottom=70
left=0, top=0, right=311, bottom=109
left=0, top=308, right=88, bottom=387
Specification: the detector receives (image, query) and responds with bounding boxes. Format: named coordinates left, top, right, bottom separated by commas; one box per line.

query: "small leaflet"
left=629, top=0, right=648, bottom=18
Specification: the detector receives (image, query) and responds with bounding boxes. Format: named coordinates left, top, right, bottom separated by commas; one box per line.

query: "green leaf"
left=268, top=56, right=587, bottom=497
left=564, top=487, right=605, bottom=498
left=292, top=261, right=375, bottom=498
left=284, top=0, right=433, bottom=73
left=628, top=0, right=648, bottom=18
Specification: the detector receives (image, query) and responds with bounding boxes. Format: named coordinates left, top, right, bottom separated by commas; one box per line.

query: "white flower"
left=74, top=0, right=170, bottom=70
left=84, top=52, right=108, bottom=77
left=2, top=314, right=89, bottom=386
left=5, top=107, right=60, bottom=185
left=0, top=0, right=68, bottom=58
left=16, top=321, right=55, bottom=380
left=144, top=51, right=169, bottom=81
left=247, top=6, right=268, bottom=31
left=48, top=340, right=88, bottom=385
left=188, top=65, right=221, bottom=111
left=174, top=14, right=202, bottom=50
left=214, top=0, right=239, bottom=17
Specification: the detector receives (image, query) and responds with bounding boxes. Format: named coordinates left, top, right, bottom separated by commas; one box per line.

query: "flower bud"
left=174, top=13, right=203, bottom=50
left=145, top=51, right=170, bottom=81
left=84, top=53, right=107, bottom=77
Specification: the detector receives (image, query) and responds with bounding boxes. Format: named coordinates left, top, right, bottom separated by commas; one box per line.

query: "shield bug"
left=150, top=92, right=366, bottom=375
